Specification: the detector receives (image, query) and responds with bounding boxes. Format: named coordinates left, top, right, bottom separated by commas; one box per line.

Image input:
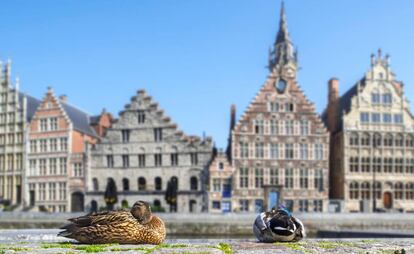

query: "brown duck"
left=58, top=201, right=166, bottom=244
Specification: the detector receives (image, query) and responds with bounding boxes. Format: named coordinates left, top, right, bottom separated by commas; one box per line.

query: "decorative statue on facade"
left=165, top=178, right=178, bottom=212
left=104, top=178, right=118, bottom=211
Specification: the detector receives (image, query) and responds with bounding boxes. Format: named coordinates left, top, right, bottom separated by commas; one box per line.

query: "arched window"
left=122, top=178, right=129, bottom=191
left=361, top=133, right=370, bottom=146
left=170, top=176, right=179, bottom=191
left=373, top=133, right=381, bottom=147
left=361, top=182, right=370, bottom=200
left=138, top=177, right=146, bottom=191
left=349, top=133, right=359, bottom=146
left=395, top=182, right=404, bottom=199
left=92, top=178, right=99, bottom=191
left=405, top=183, right=414, bottom=200
left=218, top=162, right=224, bottom=170
left=155, top=177, right=162, bottom=191
left=384, top=134, right=393, bottom=147
left=406, top=135, right=414, bottom=147
left=349, top=182, right=359, bottom=199
left=373, top=182, right=382, bottom=200
left=190, top=176, right=198, bottom=190
left=395, top=134, right=404, bottom=147
left=153, top=199, right=161, bottom=208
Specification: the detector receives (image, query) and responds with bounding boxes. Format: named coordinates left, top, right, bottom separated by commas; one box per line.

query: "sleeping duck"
left=253, top=206, right=305, bottom=243
left=58, top=201, right=166, bottom=244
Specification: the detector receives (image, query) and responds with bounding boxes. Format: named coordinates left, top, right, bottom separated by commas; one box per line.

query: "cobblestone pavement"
left=0, top=229, right=412, bottom=253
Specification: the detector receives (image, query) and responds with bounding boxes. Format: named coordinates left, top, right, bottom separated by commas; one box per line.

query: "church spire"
left=268, top=2, right=297, bottom=72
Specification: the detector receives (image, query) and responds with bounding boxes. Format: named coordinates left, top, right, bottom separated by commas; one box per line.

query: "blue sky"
left=1, top=0, right=413, bottom=148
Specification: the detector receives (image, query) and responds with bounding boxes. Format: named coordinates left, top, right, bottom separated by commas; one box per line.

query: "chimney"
left=327, top=78, right=340, bottom=133
left=59, top=95, right=68, bottom=103
left=226, top=104, right=237, bottom=163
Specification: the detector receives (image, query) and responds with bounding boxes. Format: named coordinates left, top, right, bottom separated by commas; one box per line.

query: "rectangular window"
left=49, top=182, right=56, bottom=201
left=40, top=119, right=48, bottom=131
left=299, top=200, right=309, bottom=212
left=394, top=114, right=403, bottom=123
left=154, top=154, right=162, bottom=166
left=239, top=199, right=249, bottom=212
left=40, top=139, right=47, bottom=152
left=255, top=168, right=263, bottom=188
left=300, top=120, right=309, bottom=135
left=60, top=137, right=67, bottom=151
left=39, top=159, right=47, bottom=175
left=190, top=153, right=198, bottom=165
left=59, top=182, right=66, bottom=200
left=50, top=117, right=58, bottom=130
left=270, top=168, right=279, bottom=185
left=255, top=143, right=264, bottom=158
left=285, top=102, right=294, bottom=112
left=121, top=129, right=130, bottom=143
left=107, top=155, right=114, bottom=168
left=49, top=158, right=57, bottom=175
left=212, top=201, right=221, bottom=209
left=299, top=168, right=309, bottom=189
left=213, top=178, right=221, bottom=192
left=50, top=138, right=57, bottom=152
left=395, top=158, right=403, bottom=173
left=122, top=155, right=129, bottom=168
left=170, top=153, right=178, bottom=166
left=285, top=120, right=294, bottom=135
left=313, top=200, right=323, bottom=212
left=349, top=157, right=359, bottom=172
left=382, top=93, right=392, bottom=104
left=360, top=112, right=369, bottom=123
left=314, top=144, right=323, bottom=160
left=239, top=142, right=249, bottom=158
left=300, top=144, right=308, bottom=160
left=138, top=154, right=145, bottom=167
left=59, top=158, right=67, bottom=174
left=154, top=128, right=163, bottom=142
left=29, top=159, right=37, bottom=176
left=371, top=93, right=380, bottom=104
left=384, top=158, right=393, bottom=173
left=314, top=169, right=324, bottom=191
left=239, top=167, right=248, bottom=188
left=74, top=163, right=83, bottom=177
left=372, top=113, right=381, bottom=123
left=30, top=140, right=37, bottom=153
left=383, top=113, right=392, bottom=123
left=285, top=168, right=293, bottom=189
left=270, top=120, right=279, bottom=135
left=254, top=120, right=264, bottom=134
left=361, top=157, right=370, bottom=172
left=285, top=144, right=294, bottom=159
left=270, top=143, right=279, bottom=159
left=270, top=102, right=279, bottom=112
left=137, top=110, right=145, bottom=123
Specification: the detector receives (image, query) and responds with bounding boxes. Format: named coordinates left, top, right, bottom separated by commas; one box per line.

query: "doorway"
left=71, top=192, right=84, bottom=212
left=383, top=192, right=393, bottom=209
left=29, top=190, right=35, bottom=207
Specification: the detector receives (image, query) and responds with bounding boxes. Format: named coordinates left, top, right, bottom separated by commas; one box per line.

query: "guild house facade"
left=85, top=89, right=213, bottom=213
left=325, top=50, right=414, bottom=212
left=231, top=4, right=330, bottom=213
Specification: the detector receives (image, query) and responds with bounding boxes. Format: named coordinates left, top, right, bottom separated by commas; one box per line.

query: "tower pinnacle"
left=268, top=2, right=297, bottom=72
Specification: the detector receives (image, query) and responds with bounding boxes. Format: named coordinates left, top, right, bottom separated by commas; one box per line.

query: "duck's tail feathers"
left=58, top=223, right=80, bottom=238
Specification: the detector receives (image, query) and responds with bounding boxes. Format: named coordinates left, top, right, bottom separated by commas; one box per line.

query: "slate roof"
left=18, top=92, right=97, bottom=137
left=89, top=115, right=101, bottom=125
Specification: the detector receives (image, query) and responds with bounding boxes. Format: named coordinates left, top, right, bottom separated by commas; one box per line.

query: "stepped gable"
left=114, top=89, right=212, bottom=145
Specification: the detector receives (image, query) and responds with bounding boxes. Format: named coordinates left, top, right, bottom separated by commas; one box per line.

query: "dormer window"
left=371, top=93, right=380, bottom=104
left=382, top=93, right=392, bottom=105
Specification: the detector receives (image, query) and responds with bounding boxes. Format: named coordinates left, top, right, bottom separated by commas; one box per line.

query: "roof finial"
left=378, top=48, right=382, bottom=59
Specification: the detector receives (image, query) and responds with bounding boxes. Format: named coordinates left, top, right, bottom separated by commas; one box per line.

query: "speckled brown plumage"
left=58, top=201, right=166, bottom=244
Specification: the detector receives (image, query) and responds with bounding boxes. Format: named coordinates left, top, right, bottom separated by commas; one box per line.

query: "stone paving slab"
left=0, top=229, right=412, bottom=253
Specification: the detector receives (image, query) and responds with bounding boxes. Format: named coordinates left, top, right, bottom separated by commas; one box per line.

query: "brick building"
left=25, top=87, right=102, bottom=212
left=324, top=50, right=414, bottom=212
left=85, top=89, right=213, bottom=213
left=231, top=4, right=329, bottom=213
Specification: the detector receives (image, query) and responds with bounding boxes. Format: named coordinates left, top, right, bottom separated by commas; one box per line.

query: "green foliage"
left=151, top=205, right=166, bottom=213
left=215, top=243, right=233, bottom=254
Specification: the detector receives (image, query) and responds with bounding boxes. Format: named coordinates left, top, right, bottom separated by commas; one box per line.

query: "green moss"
left=9, top=247, right=32, bottom=251
left=315, top=241, right=354, bottom=250
left=360, top=239, right=379, bottom=244
left=76, top=245, right=107, bottom=253
left=110, top=246, right=149, bottom=252
left=215, top=243, right=233, bottom=254
left=158, top=243, right=189, bottom=248
left=41, top=242, right=74, bottom=249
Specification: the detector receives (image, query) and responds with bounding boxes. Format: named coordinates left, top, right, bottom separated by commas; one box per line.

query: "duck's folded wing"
left=68, top=210, right=130, bottom=227
left=291, top=216, right=306, bottom=238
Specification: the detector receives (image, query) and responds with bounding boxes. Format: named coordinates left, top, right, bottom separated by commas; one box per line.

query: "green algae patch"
left=215, top=243, right=233, bottom=254
left=274, top=242, right=312, bottom=253
left=76, top=245, right=107, bottom=253
left=41, top=242, right=74, bottom=249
